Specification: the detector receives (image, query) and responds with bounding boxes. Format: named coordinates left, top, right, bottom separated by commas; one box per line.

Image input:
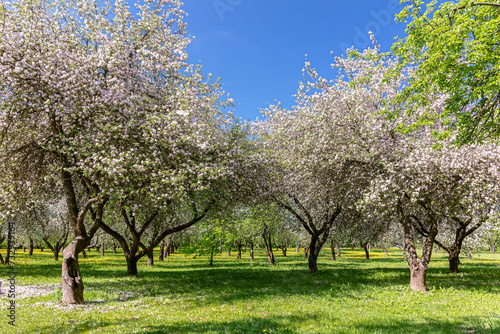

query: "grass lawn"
left=0, top=246, right=499, bottom=334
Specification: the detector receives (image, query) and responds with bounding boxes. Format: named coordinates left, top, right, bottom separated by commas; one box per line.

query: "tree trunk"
left=363, top=243, right=370, bottom=260
left=330, top=240, right=336, bottom=261
left=209, top=241, right=214, bottom=266
left=295, top=244, right=299, bottom=253
left=308, top=254, right=318, bottom=272
left=304, top=246, right=309, bottom=259
left=61, top=238, right=86, bottom=305
left=262, top=230, right=275, bottom=265
left=5, top=223, right=13, bottom=265
left=409, top=262, right=428, bottom=292
left=282, top=247, right=287, bottom=256
left=147, top=250, right=154, bottom=266
left=383, top=247, right=389, bottom=256
left=81, top=250, right=86, bottom=258
left=237, top=243, right=242, bottom=259
left=101, top=242, right=105, bottom=257
left=126, top=256, right=138, bottom=275
left=112, top=242, right=117, bottom=254
left=249, top=244, right=254, bottom=261
left=53, top=249, right=59, bottom=261
left=164, top=243, right=169, bottom=258
left=397, top=199, right=437, bottom=293
left=336, top=243, right=340, bottom=257
left=29, top=238, right=34, bottom=256
left=307, top=236, right=323, bottom=273
left=448, top=249, right=461, bottom=274
left=468, top=250, right=472, bottom=261
left=227, top=248, right=231, bottom=257
left=490, top=243, right=496, bottom=254
left=159, top=242, right=165, bottom=262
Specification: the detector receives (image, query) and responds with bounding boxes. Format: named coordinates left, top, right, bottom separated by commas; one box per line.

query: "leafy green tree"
left=393, top=0, right=500, bottom=144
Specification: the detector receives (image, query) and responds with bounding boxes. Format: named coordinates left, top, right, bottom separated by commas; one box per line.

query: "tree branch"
left=136, top=205, right=212, bottom=259
left=275, top=198, right=313, bottom=236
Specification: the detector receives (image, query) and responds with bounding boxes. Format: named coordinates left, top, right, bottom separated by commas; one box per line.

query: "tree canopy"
left=393, top=0, right=500, bottom=144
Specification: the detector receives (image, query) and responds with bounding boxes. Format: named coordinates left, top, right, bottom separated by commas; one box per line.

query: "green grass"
left=0, top=247, right=499, bottom=334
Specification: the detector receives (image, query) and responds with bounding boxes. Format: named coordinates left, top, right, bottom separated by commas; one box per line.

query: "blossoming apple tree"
left=0, top=0, right=243, bottom=304
left=253, top=43, right=405, bottom=272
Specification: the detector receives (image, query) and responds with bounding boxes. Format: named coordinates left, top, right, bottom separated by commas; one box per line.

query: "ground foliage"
left=0, top=247, right=498, bottom=334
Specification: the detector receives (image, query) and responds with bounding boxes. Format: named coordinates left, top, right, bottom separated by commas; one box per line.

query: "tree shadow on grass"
left=31, top=313, right=500, bottom=334
left=13, top=249, right=500, bottom=306
left=32, top=314, right=316, bottom=334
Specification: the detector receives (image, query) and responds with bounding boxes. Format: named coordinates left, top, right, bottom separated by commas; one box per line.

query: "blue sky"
left=178, top=0, right=408, bottom=121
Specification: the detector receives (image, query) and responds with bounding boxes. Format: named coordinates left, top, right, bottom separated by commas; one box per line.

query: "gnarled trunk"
left=61, top=238, right=86, bottom=305
left=147, top=251, right=154, bottom=266
left=308, top=237, right=320, bottom=273
left=126, top=255, right=138, bottom=275
left=307, top=230, right=330, bottom=273
left=409, top=261, right=428, bottom=292
left=308, top=254, right=318, bottom=272
left=397, top=198, right=437, bottom=293
left=295, top=244, right=300, bottom=252
left=448, top=250, right=461, bottom=274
